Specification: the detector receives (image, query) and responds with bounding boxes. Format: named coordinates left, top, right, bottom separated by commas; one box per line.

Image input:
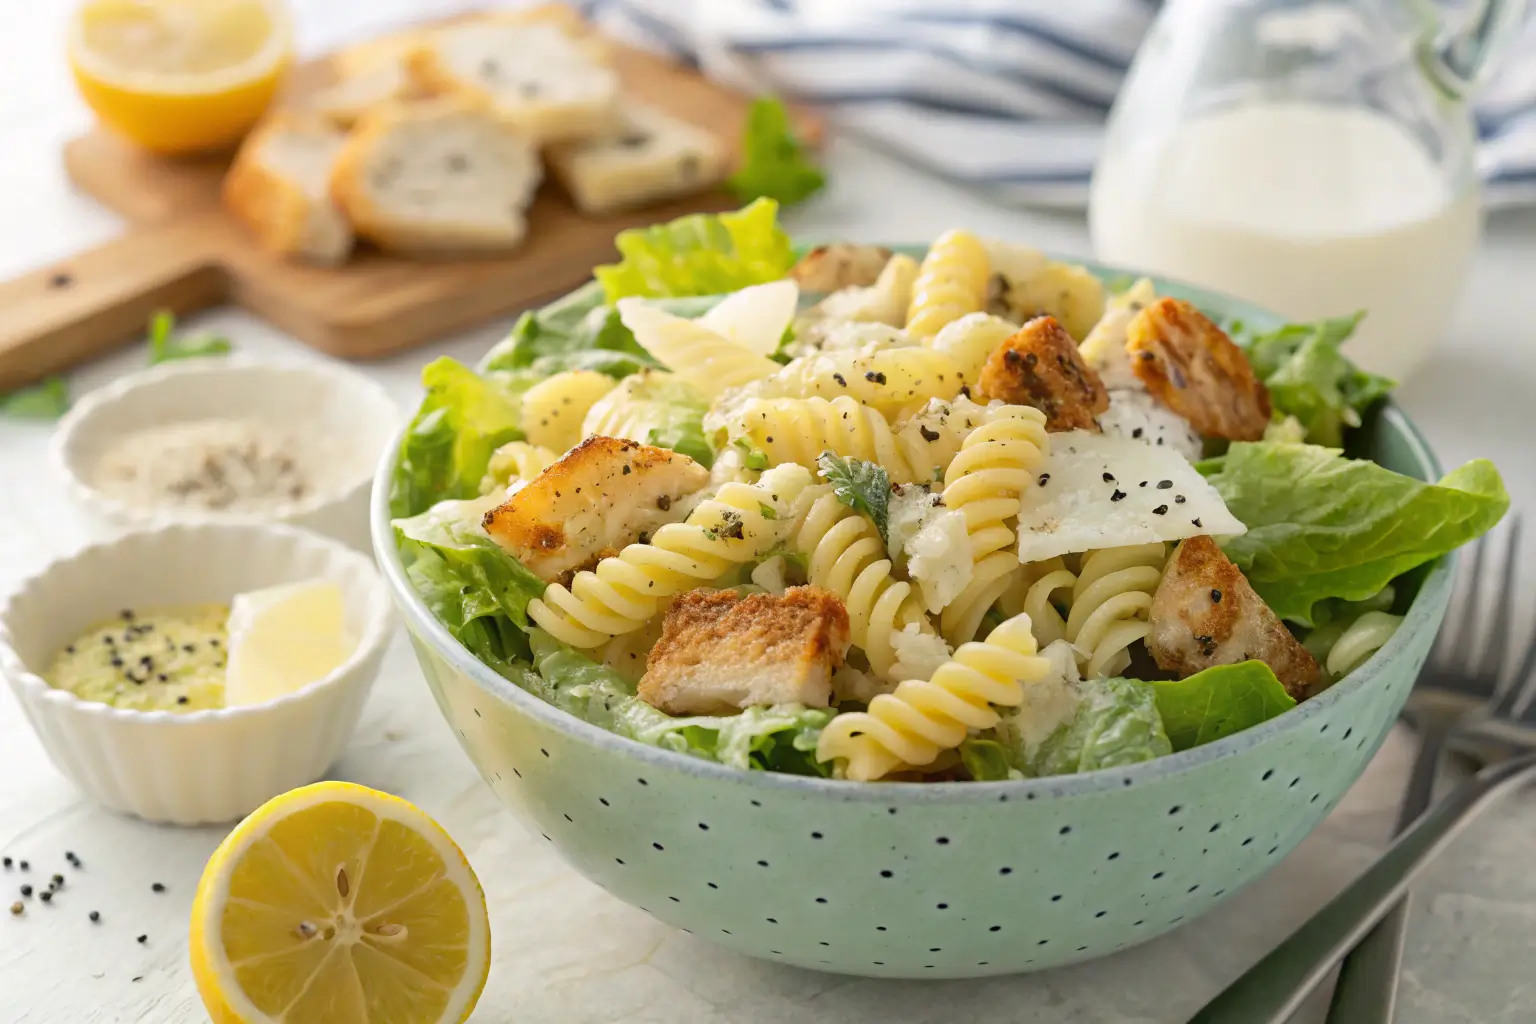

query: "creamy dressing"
left=1090, top=102, right=1481, bottom=380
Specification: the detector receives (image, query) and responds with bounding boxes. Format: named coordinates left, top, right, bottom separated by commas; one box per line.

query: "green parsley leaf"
left=147, top=309, right=233, bottom=365
left=0, top=377, right=69, bottom=419
left=816, top=451, right=890, bottom=542
left=727, top=97, right=826, bottom=206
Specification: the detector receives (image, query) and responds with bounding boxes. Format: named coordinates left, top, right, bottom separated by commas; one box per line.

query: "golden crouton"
left=975, top=315, right=1109, bottom=431
left=483, top=436, right=707, bottom=582
left=789, top=243, right=893, bottom=293
left=1147, top=536, right=1319, bottom=699
left=1126, top=298, right=1271, bottom=441
left=639, top=586, right=851, bottom=715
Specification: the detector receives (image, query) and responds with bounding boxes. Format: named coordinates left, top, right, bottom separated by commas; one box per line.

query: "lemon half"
left=68, top=0, right=294, bottom=154
left=190, top=782, right=491, bottom=1024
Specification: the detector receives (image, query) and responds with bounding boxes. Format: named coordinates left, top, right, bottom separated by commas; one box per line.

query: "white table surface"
left=4, top=4, right=1536, bottom=1023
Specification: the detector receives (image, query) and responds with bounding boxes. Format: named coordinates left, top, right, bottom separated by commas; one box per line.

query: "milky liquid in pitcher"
left=1089, top=102, right=1480, bottom=379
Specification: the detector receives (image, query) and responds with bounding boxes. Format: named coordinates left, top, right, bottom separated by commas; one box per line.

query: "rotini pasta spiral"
left=729, top=395, right=978, bottom=485
left=481, top=441, right=559, bottom=494
left=1011, top=559, right=1077, bottom=648
left=816, top=612, right=1051, bottom=781
left=937, top=406, right=1051, bottom=646
left=520, top=370, right=616, bottom=452
left=905, top=229, right=991, bottom=340
left=618, top=300, right=780, bottom=400
left=1325, top=611, right=1403, bottom=678
left=1064, top=544, right=1167, bottom=678
left=792, top=487, right=933, bottom=680
left=528, top=464, right=814, bottom=648
left=930, top=313, right=1019, bottom=382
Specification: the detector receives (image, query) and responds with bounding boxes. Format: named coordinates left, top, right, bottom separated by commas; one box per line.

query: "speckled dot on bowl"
left=371, top=260, right=1452, bottom=979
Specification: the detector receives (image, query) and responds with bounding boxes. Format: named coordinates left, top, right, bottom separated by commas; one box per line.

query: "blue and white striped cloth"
left=578, top=0, right=1536, bottom=209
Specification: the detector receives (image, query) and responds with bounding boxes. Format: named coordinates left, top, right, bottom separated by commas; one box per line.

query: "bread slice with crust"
left=329, top=95, right=541, bottom=256
left=222, top=113, right=353, bottom=266
left=310, top=35, right=424, bottom=128
left=405, top=11, right=618, bottom=143
left=548, top=102, right=727, bottom=215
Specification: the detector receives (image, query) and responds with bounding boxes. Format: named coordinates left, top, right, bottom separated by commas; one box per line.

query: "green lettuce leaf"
left=1302, top=587, right=1399, bottom=683
left=390, top=358, right=531, bottom=519
left=1029, top=677, right=1172, bottom=775
left=817, top=451, right=890, bottom=541
left=959, top=738, right=1021, bottom=781
left=594, top=198, right=796, bottom=302
left=527, top=631, right=833, bottom=773
left=1152, top=661, right=1296, bottom=751
left=395, top=496, right=546, bottom=673
left=1240, top=314, right=1393, bottom=446
left=728, top=97, right=826, bottom=206
left=1200, top=443, right=1509, bottom=624
left=481, top=281, right=660, bottom=379
left=0, top=377, right=69, bottom=419
left=147, top=309, right=233, bottom=364
left=582, top=370, right=714, bottom=467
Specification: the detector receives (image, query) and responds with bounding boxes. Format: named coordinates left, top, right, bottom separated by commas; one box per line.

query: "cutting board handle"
left=0, top=220, right=227, bottom=392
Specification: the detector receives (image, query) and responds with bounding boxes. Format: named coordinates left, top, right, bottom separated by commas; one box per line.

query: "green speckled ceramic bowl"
left=372, top=260, right=1452, bottom=979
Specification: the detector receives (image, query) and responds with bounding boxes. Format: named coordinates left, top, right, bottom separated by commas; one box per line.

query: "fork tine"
left=1511, top=595, right=1536, bottom=725
left=1478, top=515, right=1521, bottom=683
left=1438, top=532, right=1488, bottom=669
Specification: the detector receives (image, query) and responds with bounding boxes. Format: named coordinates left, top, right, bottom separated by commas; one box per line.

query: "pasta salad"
left=390, top=199, right=1508, bottom=782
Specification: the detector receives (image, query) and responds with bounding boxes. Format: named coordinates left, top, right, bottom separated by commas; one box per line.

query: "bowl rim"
left=370, top=258, right=1455, bottom=803
left=0, top=520, right=396, bottom=725
left=50, top=355, right=400, bottom=526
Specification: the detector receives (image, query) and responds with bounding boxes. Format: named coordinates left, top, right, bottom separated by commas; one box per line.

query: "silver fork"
left=1327, top=519, right=1522, bottom=1023
left=1188, top=532, right=1536, bottom=1024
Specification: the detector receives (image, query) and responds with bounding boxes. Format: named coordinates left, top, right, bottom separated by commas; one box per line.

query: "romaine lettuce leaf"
left=528, top=631, right=833, bottom=773
left=728, top=97, right=826, bottom=206
left=817, top=451, right=890, bottom=541
left=973, top=675, right=1171, bottom=777
left=959, top=738, right=1020, bottom=781
left=395, top=495, right=546, bottom=673
left=481, top=280, right=660, bottom=379
left=1200, top=443, right=1508, bottom=624
left=1240, top=314, right=1394, bottom=446
left=594, top=198, right=796, bottom=302
left=1031, top=676, right=1172, bottom=774
left=1152, top=661, right=1296, bottom=751
left=389, top=358, right=534, bottom=519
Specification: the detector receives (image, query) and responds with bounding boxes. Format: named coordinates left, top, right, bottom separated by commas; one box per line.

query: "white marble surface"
left=3, top=3, right=1536, bottom=1022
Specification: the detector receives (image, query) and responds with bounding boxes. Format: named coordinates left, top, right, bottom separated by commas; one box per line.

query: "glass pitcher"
left=1088, top=0, right=1527, bottom=380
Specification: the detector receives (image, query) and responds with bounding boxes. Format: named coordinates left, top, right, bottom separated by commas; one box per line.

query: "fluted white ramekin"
left=0, top=522, right=393, bottom=825
left=50, top=357, right=400, bottom=553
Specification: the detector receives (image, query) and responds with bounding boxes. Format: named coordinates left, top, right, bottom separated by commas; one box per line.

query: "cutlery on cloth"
left=1187, top=541, right=1536, bottom=1024
left=1327, top=520, right=1522, bottom=1023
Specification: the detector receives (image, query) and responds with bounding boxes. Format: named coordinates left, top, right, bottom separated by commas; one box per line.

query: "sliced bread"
left=406, top=13, right=618, bottom=143
left=548, top=102, right=727, bottom=215
left=329, top=96, right=541, bottom=256
left=223, top=114, right=353, bottom=266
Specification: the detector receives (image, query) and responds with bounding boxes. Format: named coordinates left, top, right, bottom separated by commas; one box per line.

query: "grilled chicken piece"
left=790, top=243, right=893, bottom=293
left=976, top=315, right=1109, bottom=432
left=639, top=586, right=851, bottom=715
left=483, top=436, right=708, bottom=582
left=1148, top=536, right=1319, bottom=699
left=1126, top=297, right=1271, bottom=441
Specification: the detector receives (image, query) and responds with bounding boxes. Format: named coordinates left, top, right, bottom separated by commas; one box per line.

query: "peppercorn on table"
left=5, top=3, right=1536, bottom=1022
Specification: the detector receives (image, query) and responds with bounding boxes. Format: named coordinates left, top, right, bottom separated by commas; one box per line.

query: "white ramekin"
left=50, top=357, right=401, bottom=553
left=0, top=522, right=394, bottom=825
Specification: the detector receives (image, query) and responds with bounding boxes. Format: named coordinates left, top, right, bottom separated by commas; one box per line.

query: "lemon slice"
left=225, top=579, right=357, bottom=707
left=190, top=781, right=491, bottom=1024
left=68, top=0, right=294, bottom=154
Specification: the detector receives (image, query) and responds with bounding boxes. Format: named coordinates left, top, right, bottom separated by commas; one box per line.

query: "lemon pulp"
left=191, top=782, right=491, bottom=1024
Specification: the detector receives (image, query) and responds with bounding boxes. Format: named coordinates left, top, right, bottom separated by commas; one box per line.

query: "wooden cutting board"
left=0, top=32, right=822, bottom=392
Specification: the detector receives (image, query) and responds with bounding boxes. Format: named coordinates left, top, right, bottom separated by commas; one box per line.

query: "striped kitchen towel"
left=578, top=0, right=1536, bottom=209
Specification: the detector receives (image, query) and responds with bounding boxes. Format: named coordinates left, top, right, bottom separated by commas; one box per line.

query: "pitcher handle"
left=1418, top=0, right=1529, bottom=99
